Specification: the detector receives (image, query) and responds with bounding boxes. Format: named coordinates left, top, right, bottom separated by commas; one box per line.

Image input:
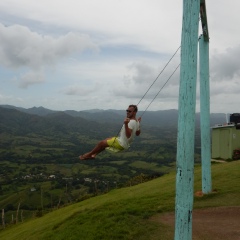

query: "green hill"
left=0, top=161, right=239, bottom=240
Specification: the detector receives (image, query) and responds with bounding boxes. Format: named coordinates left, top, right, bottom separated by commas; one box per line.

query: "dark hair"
left=129, top=104, right=138, bottom=112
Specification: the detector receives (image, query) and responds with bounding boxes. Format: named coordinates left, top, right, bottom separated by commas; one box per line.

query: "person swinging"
left=79, top=104, right=141, bottom=160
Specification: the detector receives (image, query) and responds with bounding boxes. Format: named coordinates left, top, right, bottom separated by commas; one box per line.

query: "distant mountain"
left=64, top=109, right=124, bottom=125
left=0, top=105, right=227, bottom=128
left=0, top=105, right=56, bottom=116
left=0, top=104, right=28, bottom=112
left=26, top=106, right=56, bottom=116
left=0, top=107, right=117, bottom=139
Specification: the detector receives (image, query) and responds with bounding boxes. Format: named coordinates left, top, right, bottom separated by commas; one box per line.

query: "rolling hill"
left=0, top=161, right=239, bottom=240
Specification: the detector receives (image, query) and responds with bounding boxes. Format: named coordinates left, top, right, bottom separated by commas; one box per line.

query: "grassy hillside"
left=0, top=161, right=239, bottom=240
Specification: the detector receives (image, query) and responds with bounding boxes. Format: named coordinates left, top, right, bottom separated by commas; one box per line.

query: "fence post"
left=2, top=209, right=5, bottom=229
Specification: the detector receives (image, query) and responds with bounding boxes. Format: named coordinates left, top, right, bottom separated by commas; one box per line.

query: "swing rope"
left=139, top=63, right=180, bottom=118
left=136, top=45, right=181, bottom=108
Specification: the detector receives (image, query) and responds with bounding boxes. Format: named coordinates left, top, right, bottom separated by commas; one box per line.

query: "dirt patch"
left=152, top=206, right=240, bottom=240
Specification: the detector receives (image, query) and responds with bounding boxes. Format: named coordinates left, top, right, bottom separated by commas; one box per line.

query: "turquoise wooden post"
left=199, top=35, right=212, bottom=193
left=174, top=0, right=200, bottom=239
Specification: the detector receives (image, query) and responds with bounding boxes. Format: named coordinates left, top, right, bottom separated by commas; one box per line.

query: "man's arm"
left=135, top=117, right=141, bottom=136
left=124, top=118, right=132, bottom=138
left=136, top=129, right=141, bottom=136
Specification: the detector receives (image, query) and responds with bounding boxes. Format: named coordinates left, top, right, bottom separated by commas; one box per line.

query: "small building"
left=211, top=122, right=240, bottom=160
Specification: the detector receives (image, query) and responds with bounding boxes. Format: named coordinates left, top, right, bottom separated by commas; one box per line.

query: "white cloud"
left=0, top=23, right=98, bottom=69
left=0, top=0, right=182, bottom=52
left=62, top=83, right=101, bottom=96
left=0, top=93, right=24, bottom=105
left=210, top=45, right=240, bottom=80
left=18, top=70, right=45, bottom=88
left=112, top=58, right=180, bottom=102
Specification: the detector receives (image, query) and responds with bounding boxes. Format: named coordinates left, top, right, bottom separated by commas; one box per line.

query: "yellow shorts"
left=106, top=137, right=124, bottom=151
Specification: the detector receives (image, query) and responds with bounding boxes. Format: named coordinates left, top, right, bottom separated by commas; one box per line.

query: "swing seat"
left=105, top=147, right=122, bottom=153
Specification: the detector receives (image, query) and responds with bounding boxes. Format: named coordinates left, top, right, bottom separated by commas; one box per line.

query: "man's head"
left=126, top=104, right=138, bottom=118
left=128, top=104, right=138, bottom=112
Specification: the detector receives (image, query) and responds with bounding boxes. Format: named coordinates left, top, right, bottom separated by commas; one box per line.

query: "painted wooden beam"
left=199, top=35, right=212, bottom=193
left=174, top=0, right=200, bottom=239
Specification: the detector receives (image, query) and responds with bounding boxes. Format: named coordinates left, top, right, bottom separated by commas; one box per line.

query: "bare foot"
left=79, top=155, right=95, bottom=160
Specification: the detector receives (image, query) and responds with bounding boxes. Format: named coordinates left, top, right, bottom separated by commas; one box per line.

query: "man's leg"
left=80, top=138, right=110, bottom=160
left=87, top=139, right=109, bottom=158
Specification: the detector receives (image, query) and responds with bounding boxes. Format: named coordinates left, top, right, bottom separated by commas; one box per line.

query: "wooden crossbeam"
left=200, top=0, right=209, bottom=42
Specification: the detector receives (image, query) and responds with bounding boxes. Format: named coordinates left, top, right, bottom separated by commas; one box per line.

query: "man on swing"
left=79, top=104, right=141, bottom=160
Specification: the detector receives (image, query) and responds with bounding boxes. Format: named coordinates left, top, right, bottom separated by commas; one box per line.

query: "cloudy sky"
left=0, top=0, right=239, bottom=113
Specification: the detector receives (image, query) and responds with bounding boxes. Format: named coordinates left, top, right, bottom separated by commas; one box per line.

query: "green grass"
left=129, top=160, right=171, bottom=173
left=109, top=160, right=128, bottom=165
left=0, top=161, right=239, bottom=240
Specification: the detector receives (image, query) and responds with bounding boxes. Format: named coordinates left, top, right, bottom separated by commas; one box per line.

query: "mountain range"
left=0, top=104, right=228, bottom=128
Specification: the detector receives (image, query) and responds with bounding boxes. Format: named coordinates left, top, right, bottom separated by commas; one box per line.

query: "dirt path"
left=152, top=206, right=240, bottom=240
